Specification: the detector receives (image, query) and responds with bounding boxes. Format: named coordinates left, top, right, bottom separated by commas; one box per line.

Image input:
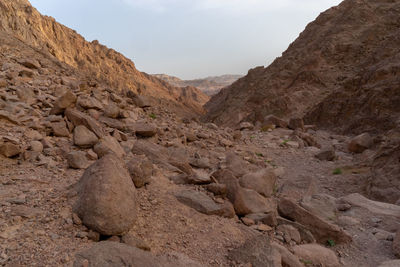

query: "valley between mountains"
left=0, top=0, right=399, bottom=266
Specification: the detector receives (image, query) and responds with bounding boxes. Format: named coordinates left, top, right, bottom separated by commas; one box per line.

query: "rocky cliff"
left=0, top=0, right=208, bottom=114
left=204, top=0, right=400, bottom=134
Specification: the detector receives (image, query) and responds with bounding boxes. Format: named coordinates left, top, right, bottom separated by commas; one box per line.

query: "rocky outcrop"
left=204, top=0, right=400, bottom=135
left=0, top=0, right=208, bottom=115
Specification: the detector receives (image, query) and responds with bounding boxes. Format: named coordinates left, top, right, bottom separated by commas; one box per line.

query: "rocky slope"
left=154, top=74, right=243, bottom=96
left=204, top=0, right=400, bottom=135
left=0, top=0, right=208, bottom=114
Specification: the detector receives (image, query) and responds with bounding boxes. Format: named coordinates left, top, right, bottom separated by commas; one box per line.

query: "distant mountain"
left=153, top=74, right=243, bottom=96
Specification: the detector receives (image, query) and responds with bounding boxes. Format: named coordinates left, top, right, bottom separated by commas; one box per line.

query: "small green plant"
left=300, top=259, right=313, bottom=265
left=255, top=152, right=263, bottom=157
left=332, top=168, right=342, bottom=175
left=250, top=136, right=255, bottom=139
left=273, top=184, right=279, bottom=195
left=265, top=160, right=276, bottom=167
left=149, top=113, right=157, bottom=119
left=327, top=239, right=336, bottom=247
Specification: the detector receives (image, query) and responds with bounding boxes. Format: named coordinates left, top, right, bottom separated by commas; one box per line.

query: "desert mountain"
left=154, top=74, right=243, bottom=96
left=205, top=0, right=400, bottom=135
left=0, top=0, right=208, bottom=114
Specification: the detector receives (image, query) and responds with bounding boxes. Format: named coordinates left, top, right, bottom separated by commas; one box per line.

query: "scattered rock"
left=132, top=122, right=157, bottom=137
left=65, top=108, right=106, bottom=138
left=73, top=125, right=99, bottom=148
left=74, top=154, right=137, bottom=235
left=73, top=241, right=201, bottom=267
left=393, top=231, right=400, bottom=258
left=94, top=136, right=126, bottom=158
left=272, top=243, right=303, bottom=267
left=293, top=244, right=340, bottom=267
left=239, top=122, right=254, bottom=130
left=0, top=142, right=21, bottom=158
left=288, top=118, right=305, bottom=131
left=29, top=140, right=43, bottom=152
left=278, top=198, right=351, bottom=244
left=263, top=115, right=288, bottom=128
left=348, top=133, right=373, bottom=153
left=228, top=235, right=281, bottom=267
left=239, top=169, right=277, bottom=197
left=67, top=151, right=89, bottom=169
left=127, top=156, right=153, bottom=188
left=104, top=103, right=120, bottom=118
left=121, top=233, right=151, bottom=251
left=315, top=147, right=336, bottom=161
left=50, top=90, right=77, bottom=115
left=175, top=190, right=235, bottom=218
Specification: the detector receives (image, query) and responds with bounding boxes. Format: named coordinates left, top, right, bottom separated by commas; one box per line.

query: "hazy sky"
left=30, top=0, right=341, bottom=79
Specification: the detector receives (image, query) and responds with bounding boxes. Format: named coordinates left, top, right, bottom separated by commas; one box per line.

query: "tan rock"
left=348, top=133, right=373, bottom=153
left=74, top=154, right=137, bottom=236
left=50, top=90, right=77, bottom=115
left=73, top=125, right=99, bottom=148
left=293, top=244, right=340, bottom=267
left=94, top=135, right=126, bottom=158
left=239, top=169, right=277, bottom=197
left=0, top=142, right=21, bottom=158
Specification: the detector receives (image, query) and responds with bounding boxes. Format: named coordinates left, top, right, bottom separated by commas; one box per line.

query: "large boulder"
left=73, top=241, right=202, bottom=267
left=293, top=244, right=340, bottom=267
left=74, top=154, right=137, bottom=236
left=348, top=133, right=373, bottom=153
left=175, top=190, right=235, bottom=218
left=73, top=125, right=99, bottom=148
left=225, top=152, right=248, bottom=178
left=239, top=169, right=277, bottom=197
left=278, top=198, right=351, bottom=244
left=214, top=169, right=274, bottom=216
left=228, top=235, right=281, bottom=267
left=94, top=136, right=126, bottom=158
left=50, top=90, right=77, bottom=115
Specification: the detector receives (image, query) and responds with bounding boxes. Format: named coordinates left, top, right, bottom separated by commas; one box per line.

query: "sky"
left=29, top=0, right=342, bottom=79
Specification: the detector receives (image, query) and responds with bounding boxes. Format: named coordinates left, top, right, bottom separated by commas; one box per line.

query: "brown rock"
left=29, top=140, right=43, bottom=152
left=104, top=103, right=120, bottom=118
left=65, top=108, right=105, bottom=138
left=293, top=244, right=340, bottom=267
left=93, top=136, right=126, bottom=158
left=50, top=90, right=77, bottom=115
left=278, top=198, right=351, bottom=244
left=288, top=118, right=305, bottom=131
left=245, top=212, right=277, bottom=227
left=51, top=121, right=70, bottom=137
left=277, top=224, right=301, bottom=244
left=74, top=154, right=137, bottom=236
left=132, top=122, right=157, bottom=138
left=228, top=235, right=281, bottom=267
left=315, top=147, right=336, bottom=161
left=77, top=96, right=103, bottom=110
left=239, top=169, right=277, bottom=197
left=272, top=243, right=303, bottom=267
left=67, top=151, right=90, bottom=169
left=0, top=142, right=21, bottom=158
left=121, top=233, right=151, bottom=251
left=127, top=156, right=153, bottom=188
left=73, top=125, right=99, bottom=148
left=348, top=133, right=373, bottom=153
left=392, top=231, right=400, bottom=258
left=73, top=241, right=202, bottom=267
left=175, top=190, right=235, bottom=218
left=264, top=115, right=288, bottom=128
left=214, top=169, right=274, bottom=216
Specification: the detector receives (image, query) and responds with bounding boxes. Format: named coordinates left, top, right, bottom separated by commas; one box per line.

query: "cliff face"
left=0, top=0, right=208, bottom=113
left=204, top=0, right=400, bottom=134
